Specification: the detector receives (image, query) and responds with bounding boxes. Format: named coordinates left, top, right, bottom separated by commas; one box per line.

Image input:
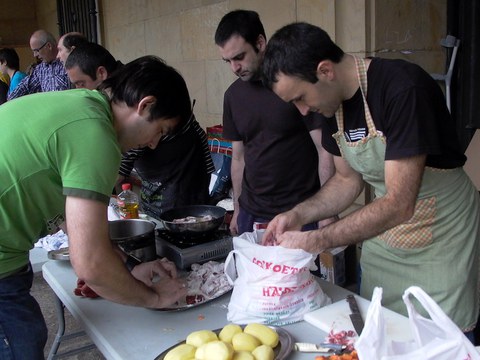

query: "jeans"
left=0, top=264, right=47, bottom=359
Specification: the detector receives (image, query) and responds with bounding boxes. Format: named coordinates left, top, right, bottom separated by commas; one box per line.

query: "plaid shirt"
left=7, top=59, right=70, bottom=100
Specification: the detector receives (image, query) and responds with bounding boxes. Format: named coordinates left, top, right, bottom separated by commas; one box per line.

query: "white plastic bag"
left=356, top=286, right=480, bottom=360
left=224, top=231, right=331, bottom=325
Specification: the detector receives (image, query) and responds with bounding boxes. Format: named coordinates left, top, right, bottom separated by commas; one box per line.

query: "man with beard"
left=214, top=10, right=336, bottom=235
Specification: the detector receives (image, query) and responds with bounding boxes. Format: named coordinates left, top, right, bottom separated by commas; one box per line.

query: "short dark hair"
left=214, top=10, right=266, bottom=50
left=0, top=48, right=20, bottom=71
left=99, top=56, right=192, bottom=125
left=65, top=43, right=119, bottom=80
left=263, top=22, right=345, bottom=88
left=62, top=33, right=88, bottom=51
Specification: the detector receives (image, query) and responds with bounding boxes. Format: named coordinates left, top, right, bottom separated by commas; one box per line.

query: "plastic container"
left=117, top=183, right=139, bottom=219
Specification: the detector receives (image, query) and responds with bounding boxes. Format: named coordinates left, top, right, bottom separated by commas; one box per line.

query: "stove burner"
left=156, top=229, right=231, bottom=248
left=155, top=229, right=233, bottom=270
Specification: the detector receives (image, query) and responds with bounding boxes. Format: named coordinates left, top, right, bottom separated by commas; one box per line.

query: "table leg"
left=46, top=294, right=96, bottom=360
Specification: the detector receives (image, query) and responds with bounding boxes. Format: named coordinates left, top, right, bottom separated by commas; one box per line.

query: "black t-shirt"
left=223, top=79, right=324, bottom=218
left=321, top=57, right=465, bottom=168
left=134, top=125, right=211, bottom=218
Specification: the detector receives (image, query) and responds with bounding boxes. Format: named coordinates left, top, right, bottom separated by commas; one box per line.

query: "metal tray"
left=154, top=325, right=294, bottom=360
left=47, top=248, right=70, bottom=261
left=154, top=288, right=232, bottom=312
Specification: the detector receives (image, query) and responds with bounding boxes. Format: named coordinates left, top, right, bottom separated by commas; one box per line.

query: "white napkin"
left=35, top=230, right=69, bottom=251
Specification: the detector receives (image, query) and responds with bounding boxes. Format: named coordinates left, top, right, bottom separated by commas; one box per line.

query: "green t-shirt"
left=0, top=89, right=121, bottom=275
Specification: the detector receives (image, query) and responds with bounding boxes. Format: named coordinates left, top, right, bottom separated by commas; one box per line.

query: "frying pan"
left=159, top=205, right=226, bottom=234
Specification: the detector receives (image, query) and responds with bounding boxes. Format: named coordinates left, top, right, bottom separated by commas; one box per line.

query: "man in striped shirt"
left=65, top=42, right=214, bottom=219
left=8, top=30, right=70, bottom=100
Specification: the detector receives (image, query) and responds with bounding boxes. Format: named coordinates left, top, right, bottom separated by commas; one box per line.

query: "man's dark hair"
left=263, top=22, right=345, bottom=88
left=99, top=56, right=192, bottom=126
left=0, top=48, right=20, bottom=70
left=62, top=33, right=88, bottom=51
left=65, top=43, right=119, bottom=80
left=214, top=9, right=266, bottom=50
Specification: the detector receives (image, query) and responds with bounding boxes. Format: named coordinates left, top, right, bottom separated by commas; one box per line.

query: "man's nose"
left=294, top=102, right=309, bottom=116
left=147, top=136, right=161, bottom=149
left=230, top=61, right=241, bottom=73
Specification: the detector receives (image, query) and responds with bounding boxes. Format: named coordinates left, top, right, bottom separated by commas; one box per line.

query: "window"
left=57, top=0, right=100, bottom=43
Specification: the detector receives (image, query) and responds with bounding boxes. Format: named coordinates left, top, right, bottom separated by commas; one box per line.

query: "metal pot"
left=159, top=205, right=226, bottom=235
left=108, top=219, right=157, bottom=262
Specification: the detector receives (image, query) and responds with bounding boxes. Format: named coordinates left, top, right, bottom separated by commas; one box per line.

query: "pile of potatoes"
left=164, top=323, right=280, bottom=360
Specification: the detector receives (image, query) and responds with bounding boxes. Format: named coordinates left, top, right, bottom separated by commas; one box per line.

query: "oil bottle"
left=117, top=183, right=139, bottom=219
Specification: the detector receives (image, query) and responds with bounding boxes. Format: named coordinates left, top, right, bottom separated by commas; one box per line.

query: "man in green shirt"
left=0, top=56, right=190, bottom=359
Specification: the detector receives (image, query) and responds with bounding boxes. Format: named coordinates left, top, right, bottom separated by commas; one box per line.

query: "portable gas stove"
left=155, top=229, right=233, bottom=270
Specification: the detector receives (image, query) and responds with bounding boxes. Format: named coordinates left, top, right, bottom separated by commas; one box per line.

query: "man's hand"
left=275, top=230, right=323, bottom=253
left=131, top=257, right=180, bottom=286
left=132, top=258, right=188, bottom=308
left=150, top=277, right=188, bottom=309
left=262, top=211, right=303, bottom=246
left=229, top=209, right=239, bottom=235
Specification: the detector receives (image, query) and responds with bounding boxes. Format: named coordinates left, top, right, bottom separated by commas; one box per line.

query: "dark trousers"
left=0, top=264, right=47, bottom=359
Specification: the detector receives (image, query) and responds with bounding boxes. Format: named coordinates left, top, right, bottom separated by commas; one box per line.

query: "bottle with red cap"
left=117, top=183, right=139, bottom=219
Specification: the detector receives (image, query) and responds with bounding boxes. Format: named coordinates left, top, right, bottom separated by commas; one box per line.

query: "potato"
left=251, top=344, right=274, bottom=360
left=194, top=343, right=208, bottom=360
left=164, top=343, right=196, bottom=360
left=233, top=351, right=255, bottom=360
left=185, top=329, right=218, bottom=347
left=219, top=323, right=243, bottom=344
left=231, top=332, right=261, bottom=352
left=203, top=340, right=234, bottom=360
left=243, top=323, right=279, bottom=348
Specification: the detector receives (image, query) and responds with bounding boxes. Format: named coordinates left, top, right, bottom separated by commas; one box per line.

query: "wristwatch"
left=125, top=254, right=142, bottom=272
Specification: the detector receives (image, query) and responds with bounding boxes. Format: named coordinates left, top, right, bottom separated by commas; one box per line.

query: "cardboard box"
left=319, top=246, right=347, bottom=285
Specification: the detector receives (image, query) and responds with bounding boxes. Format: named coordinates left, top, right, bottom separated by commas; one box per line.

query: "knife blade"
left=346, top=294, right=364, bottom=335
left=294, top=342, right=346, bottom=354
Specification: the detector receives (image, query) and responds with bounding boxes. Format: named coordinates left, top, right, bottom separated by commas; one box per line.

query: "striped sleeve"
left=191, top=118, right=215, bottom=175
left=118, top=148, right=146, bottom=177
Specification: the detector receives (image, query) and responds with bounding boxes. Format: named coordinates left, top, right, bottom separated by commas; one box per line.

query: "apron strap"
left=335, top=56, right=378, bottom=137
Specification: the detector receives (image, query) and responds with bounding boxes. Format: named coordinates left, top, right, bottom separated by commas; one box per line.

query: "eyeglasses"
left=32, top=42, right=48, bottom=54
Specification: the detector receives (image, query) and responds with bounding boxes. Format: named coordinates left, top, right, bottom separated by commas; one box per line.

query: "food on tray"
left=232, top=351, right=255, bottom=360
left=163, top=343, right=196, bottom=360
left=219, top=323, right=243, bottom=343
left=186, top=330, right=218, bottom=347
left=196, top=340, right=234, bottom=360
left=232, top=332, right=261, bottom=352
left=163, top=323, right=279, bottom=360
left=172, top=215, right=213, bottom=223
left=252, top=344, right=275, bottom=360
left=161, top=261, right=232, bottom=310
left=184, top=261, right=232, bottom=302
left=244, top=323, right=279, bottom=347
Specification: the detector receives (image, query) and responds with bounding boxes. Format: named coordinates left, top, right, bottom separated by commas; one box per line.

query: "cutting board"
left=304, top=295, right=413, bottom=342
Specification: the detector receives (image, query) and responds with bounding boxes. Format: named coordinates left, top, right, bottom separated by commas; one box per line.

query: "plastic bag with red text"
left=224, top=231, right=331, bottom=325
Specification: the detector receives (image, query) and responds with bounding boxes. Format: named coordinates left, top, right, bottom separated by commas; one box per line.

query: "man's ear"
left=316, top=60, right=334, bottom=80
left=137, top=95, right=156, bottom=117
left=96, top=66, right=109, bottom=81
left=256, top=34, right=267, bottom=52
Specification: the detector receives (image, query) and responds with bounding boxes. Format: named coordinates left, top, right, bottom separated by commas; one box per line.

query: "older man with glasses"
left=7, top=29, right=70, bottom=100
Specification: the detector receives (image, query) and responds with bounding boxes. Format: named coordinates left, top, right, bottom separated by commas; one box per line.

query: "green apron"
left=332, top=57, right=480, bottom=330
